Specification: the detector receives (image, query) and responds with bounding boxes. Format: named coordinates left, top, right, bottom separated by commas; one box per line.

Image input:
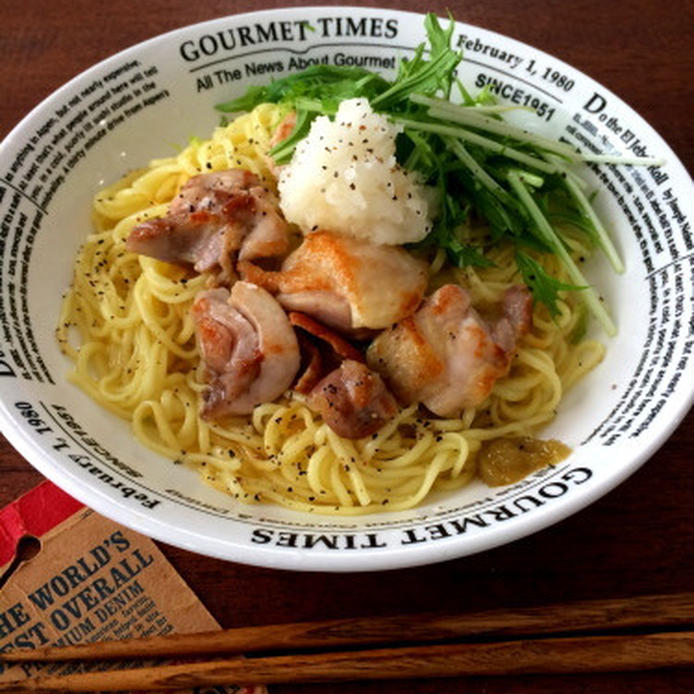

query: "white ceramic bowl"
left=1, top=7, right=692, bottom=571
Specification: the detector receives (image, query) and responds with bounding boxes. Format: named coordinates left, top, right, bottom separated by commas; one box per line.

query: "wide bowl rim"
left=1, top=5, right=692, bottom=572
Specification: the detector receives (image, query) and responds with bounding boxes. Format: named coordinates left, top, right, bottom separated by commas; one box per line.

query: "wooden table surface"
left=1, top=1, right=692, bottom=692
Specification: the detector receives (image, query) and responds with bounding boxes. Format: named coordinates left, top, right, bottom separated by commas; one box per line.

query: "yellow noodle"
left=57, top=103, right=605, bottom=515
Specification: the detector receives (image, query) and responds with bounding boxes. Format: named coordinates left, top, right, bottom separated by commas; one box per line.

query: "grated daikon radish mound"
left=278, top=98, right=435, bottom=245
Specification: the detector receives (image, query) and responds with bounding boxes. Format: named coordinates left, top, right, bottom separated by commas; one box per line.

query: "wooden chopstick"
left=2, top=591, right=691, bottom=662
left=0, top=631, right=692, bottom=691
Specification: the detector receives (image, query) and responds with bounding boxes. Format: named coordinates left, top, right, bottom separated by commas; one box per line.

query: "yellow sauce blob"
left=477, top=436, right=571, bottom=487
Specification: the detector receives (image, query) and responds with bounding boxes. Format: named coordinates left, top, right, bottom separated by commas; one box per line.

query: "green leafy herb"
left=215, top=12, right=661, bottom=335
left=216, top=64, right=388, bottom=114
left=268, top=110, right=313, bottom=165
left=371, top=14, right=462, bottom=108
left=570, top=304, right=589, bottom=344
left=515, top=251, right=584, bottom=318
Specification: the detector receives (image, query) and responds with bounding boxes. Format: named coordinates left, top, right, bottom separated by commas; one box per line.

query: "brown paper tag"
left=0, top=480, right=266, bottom=693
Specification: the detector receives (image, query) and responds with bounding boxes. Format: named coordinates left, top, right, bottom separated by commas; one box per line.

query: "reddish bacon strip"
left=293, top=334, right=324, bottom=395
left=288, top=312, right=364, bottom=363
left=289, top=312, right=365, bottom=395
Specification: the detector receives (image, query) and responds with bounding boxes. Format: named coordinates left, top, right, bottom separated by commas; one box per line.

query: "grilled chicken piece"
left=126, top=169, right=289, bottom=280
left=367, top=284, right=533, bottom=417
left=192, top=282, right=300, bottom=417
left=238, top=231, right=427, bottom=333
left=307, top=360, right=398, bottom=439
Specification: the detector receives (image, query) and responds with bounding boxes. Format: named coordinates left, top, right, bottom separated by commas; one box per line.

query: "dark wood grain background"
left=1, top=1, right=692, bottom=692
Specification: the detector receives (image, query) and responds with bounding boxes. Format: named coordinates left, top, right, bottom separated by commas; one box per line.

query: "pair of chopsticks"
left=0, top=592, right=691, bottom=691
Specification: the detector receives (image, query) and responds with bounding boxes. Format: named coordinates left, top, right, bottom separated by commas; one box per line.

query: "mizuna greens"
left=217, top=13, right=659, bottom=337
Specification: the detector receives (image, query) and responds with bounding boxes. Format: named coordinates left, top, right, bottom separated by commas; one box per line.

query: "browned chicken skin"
left=239, top=230, right=428, bottom=333
left=367, top=284, right=532, bottom=417
left=126, top=169, right=289, bottom=281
